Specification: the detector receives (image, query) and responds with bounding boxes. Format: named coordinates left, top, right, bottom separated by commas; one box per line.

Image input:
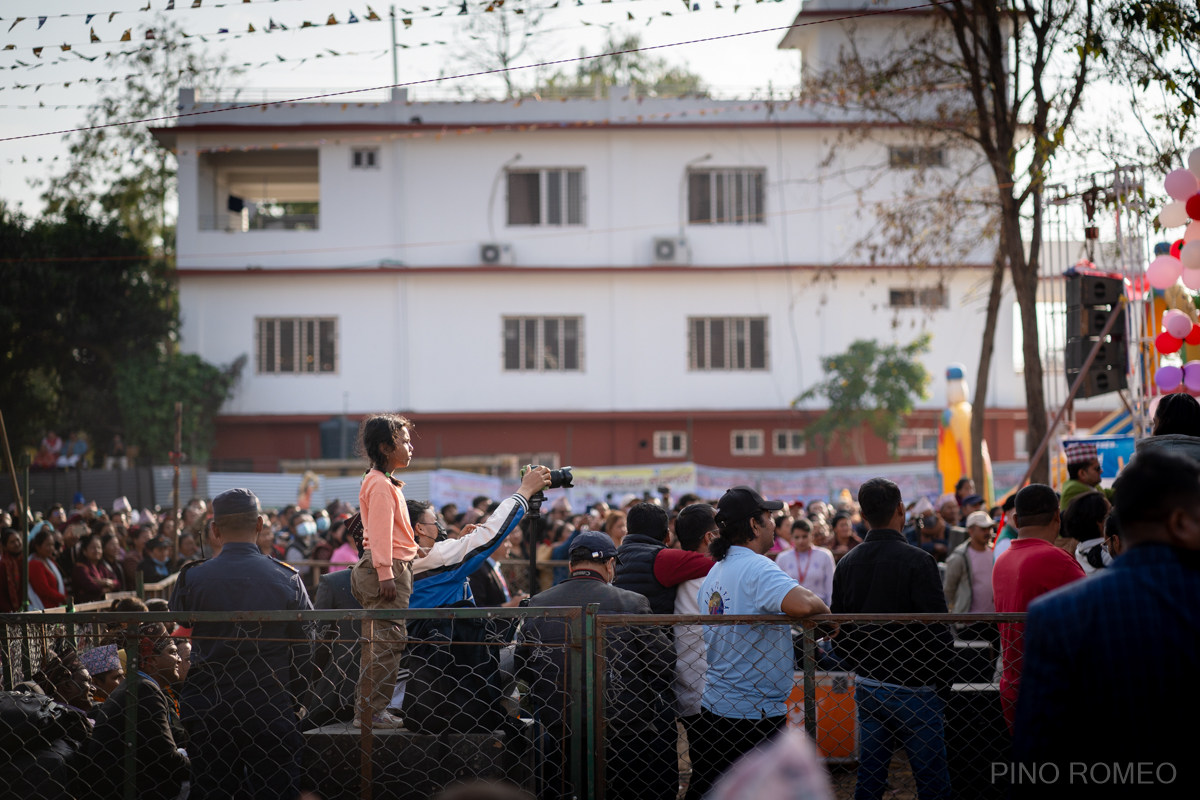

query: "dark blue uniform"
left=171, top=541, right=313, bottom=800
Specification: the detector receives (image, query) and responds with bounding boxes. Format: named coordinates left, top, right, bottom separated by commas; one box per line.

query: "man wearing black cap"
left=517, top=530, right=675, bottom=799
left=170, top=488, right=313, bottom=800
left=689, top=486, right=829, bottom=798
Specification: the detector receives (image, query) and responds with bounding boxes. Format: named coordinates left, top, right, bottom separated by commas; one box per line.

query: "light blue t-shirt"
left=698, top=545, right=799, bottom=719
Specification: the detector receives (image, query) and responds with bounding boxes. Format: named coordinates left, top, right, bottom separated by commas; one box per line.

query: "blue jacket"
left=410, top=493, right=528, bottom=608
left=1014, top=544, right=1200, bottom=780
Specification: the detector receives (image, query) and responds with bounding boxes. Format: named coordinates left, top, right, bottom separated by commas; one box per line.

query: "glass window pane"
left=319, top=320, right=336, bottom=372
left=543, top=318, right=560, bottom=370
left=263, top=320, right=276, bottom=373
left=715, top=172, right=727, bottom=223
left=688, top=172, right=711, bottom=224
left=691, top=318, right=706, bottom=369
left=735, top=171, right=746, bottom=223
left=279, top=319, right=295, bottom=372
left=508, top=172, right=540, bottom=225
left=750, top=319, right=766, bottom=369
left=524, top=318, right=538, bottom=370
left=752, top=171, right=765, bottom=223
left=504, top=319, right=521, bottom=370
left=734, top=319, right=747, bottom=369
left=567, top=171, right=583, bottom=224
left=564, top=318, right=579, bottom=370
left=303, top=320, right=315, bottom=372
left=710, top=319, right=726, bottom=369
left=547, top=171, right=562, bottom=226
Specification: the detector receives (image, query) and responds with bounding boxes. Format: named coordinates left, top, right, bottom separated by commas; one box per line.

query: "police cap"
left=212, top=488, right=261, bottom=516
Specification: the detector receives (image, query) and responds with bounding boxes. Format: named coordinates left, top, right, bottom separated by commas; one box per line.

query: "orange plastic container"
left=786, top=671, right=859, bottom=762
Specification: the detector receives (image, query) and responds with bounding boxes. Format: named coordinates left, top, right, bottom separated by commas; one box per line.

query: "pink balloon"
left=1186, top=268, right=1200, bottom=292
left=1185, top=362, right=1200, bottom=393
left=1157, top=365, right=1184, bottom=391
left=1167, top=310, right=1194, bottom=338
left=1167, top=169, right=1200, bottom=201
left=1186, top=221, right=1200, bottom=243
left=1148, top=255, right=1184, bottom=289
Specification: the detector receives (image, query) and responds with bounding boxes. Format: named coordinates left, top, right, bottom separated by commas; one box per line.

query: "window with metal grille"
left=653, top=431, right=688, bottom=458
left=773, top=429, right=807, bottom=456
left=256, top=317, right=337, bottom=374
left=503, top=316, right=583, bottom=372
left=351, top=148, right=378, bottom=169
left=889, top=287, right=948, bottom=309
left=688, top=317, right=768, bottom=371
left=731, top=430, right=764, bottom=456
left=507, top=169, right=585, bottom=226
left=687, top=168, right=766, bottom=224
left=896, top=428, right=939, bottom=456
left=888, top=146, right=945, bottom=168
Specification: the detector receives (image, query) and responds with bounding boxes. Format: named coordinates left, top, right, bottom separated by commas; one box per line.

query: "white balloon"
left=1186, top=221, right=1200, bottom=243
left=1183, top=242, right=1200, bottom=272
left=1161, top=201, right=1191, bottom=228
left=1189, top=148, right=1200, bottom=178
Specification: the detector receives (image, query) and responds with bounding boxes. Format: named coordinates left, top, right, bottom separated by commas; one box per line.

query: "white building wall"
left=179, top=267, right=1029, bottom=416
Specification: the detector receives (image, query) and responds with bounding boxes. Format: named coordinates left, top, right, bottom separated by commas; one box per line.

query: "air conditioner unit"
left=653, top=237, right=689, bottom=265
left=480, top=243, right=514, bottom=266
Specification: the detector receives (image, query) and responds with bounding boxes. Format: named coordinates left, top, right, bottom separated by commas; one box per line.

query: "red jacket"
left=28, top=557, right=66, bottom=608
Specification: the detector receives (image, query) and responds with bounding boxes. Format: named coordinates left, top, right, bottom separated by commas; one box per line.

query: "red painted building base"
left=209, top=408, right=1115, bottom=473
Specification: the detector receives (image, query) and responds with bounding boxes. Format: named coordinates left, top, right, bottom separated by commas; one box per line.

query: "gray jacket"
left=1134, top=434, right=1200, bottom=464
left=942, top=540, right=991, bottom=615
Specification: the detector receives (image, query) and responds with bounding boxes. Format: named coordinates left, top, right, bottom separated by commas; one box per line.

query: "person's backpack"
left=400, top=601, right=515, bottom=736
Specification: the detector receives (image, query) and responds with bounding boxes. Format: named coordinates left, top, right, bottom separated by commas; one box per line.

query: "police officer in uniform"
left=171, top=488, right=313, bottom=800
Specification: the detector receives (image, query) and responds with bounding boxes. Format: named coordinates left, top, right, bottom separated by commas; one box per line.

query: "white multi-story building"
left=153, top=0, right=1106, bottom=473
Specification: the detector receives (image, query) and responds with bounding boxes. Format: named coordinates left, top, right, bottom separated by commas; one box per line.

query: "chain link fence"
left=595, top=613, right=1024, bottom=800
left=2, top=609, right=1023, bottom=800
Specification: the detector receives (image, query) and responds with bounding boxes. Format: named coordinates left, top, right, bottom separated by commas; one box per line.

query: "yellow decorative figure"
left=937, top=364, right=994, bottom=505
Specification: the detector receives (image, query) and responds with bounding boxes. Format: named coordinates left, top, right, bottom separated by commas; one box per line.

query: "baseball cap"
left=962, top=494, right=984, bottom=507
left=964, top=511, right=998, bottom=529
left=569, top=530, right=618, bottom=561
left=212, top=488, right=261, bottom=517
left=716, top=486, right=784, bottom=527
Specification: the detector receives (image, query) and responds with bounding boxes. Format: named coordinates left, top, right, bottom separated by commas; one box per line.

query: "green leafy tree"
left=37, top=17, right=242, bottom=254
left=537, top=33, right=706, bottom=98
left=114, top=353, right=244, bottom=465
left=0, top=204, right=238, bottom=466
left=795, top=334, right=933, bottom=464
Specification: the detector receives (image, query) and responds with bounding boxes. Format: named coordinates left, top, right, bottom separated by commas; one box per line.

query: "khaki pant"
left=351, top=550, right=413, bottom=718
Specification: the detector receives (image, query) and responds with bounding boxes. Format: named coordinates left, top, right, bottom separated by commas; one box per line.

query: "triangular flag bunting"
left=348, top=11, right=359, bottom=23
left=459, top=1, right=468, bottom=13
left=145, top=29, right=155, bottom=39
left=61, top=43, right=71, bottom=52
left=192, top=0, right=202, bottom=8
left=269, top=18, right=278, bottom=30
left=37, top=17, right=47, bottom=29
left=120, top=29, right=131, bottom=41
left=367, top=6, right=382, bottom=20
left=627, top=11, right=633, bottom=19
left=86, top=14, right=96, bottom=23
left=109, top=12, right=118, bottom=22
left=217, top=28, right=228, bottom=34
left=301, top=21, right=314, bottom=27
left=403, top=18, right=412, bottom=27
left=90, top=28, right=99, bottom=43
left=32, top=47, right=43, bottom=57
left=166, top=1, right=175, bottom=9
left=247, top=23, right=255, bottom=32
left=7, top=18, right=25, bottom=33
left=327, top=14, right=338, bottom=25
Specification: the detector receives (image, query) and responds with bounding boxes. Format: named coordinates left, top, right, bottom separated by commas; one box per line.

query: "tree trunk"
left=1004, top=205, right=1050, bottom=485
left=971, top=248, right=1006, bottom=488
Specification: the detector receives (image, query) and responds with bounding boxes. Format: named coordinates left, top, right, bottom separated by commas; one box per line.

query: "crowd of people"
left=3, top=398, right=1199, bottom=800
left=29, top=431, right=133, bottom=471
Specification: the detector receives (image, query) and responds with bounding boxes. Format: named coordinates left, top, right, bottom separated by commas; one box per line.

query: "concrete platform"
left=302, top=719, right=537, bottom=800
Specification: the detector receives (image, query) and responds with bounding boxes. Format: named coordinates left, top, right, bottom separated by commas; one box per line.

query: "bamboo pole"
left=171, top=402, right=182, bottom=571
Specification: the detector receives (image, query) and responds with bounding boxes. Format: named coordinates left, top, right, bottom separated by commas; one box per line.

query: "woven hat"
left=1063, top=441, right=1099, bottom=465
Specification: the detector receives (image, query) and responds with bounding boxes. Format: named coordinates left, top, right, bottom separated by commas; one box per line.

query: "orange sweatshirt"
left=359, top=469, right=417, bottom=580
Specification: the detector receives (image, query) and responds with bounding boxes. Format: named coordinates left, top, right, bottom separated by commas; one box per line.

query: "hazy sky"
left=1, top=0, right=809, bottom=213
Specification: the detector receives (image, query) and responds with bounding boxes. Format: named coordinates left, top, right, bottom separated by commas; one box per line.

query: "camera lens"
left=548, top=467, right=574, bottom=490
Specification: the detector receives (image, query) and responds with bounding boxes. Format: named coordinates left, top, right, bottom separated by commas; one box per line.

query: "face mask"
left=297, top=521, right=317, bottom=538
left=315, top=517, right=330, bottom=533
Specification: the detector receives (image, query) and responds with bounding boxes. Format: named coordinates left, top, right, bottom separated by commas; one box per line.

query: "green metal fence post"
left=567, top=608, right=583, bottom=799
left=802, top=621, right=818, bottom=741
left=591, top=607, right=606, bottom=800
left=124, top=631, right=140, bottom=800
left=583, top=603, right=598, bottom=800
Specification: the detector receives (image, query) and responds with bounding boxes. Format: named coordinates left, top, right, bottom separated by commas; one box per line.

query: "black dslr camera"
left=522, top=465, right=574, bottom=518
